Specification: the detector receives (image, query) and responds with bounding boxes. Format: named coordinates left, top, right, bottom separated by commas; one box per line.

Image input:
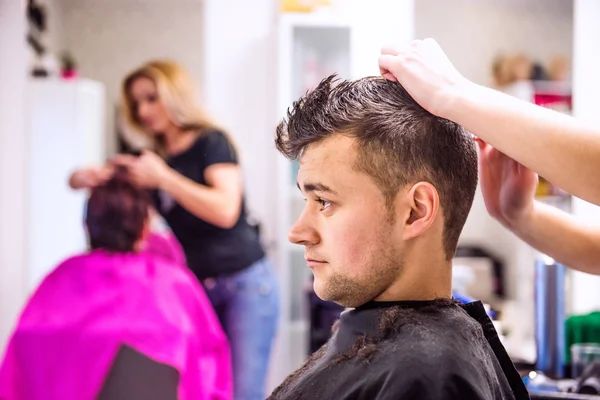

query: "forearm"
left=68, top=172, right=83, bottom=189
left=68, top=164, right=113, bottom=189
left=444, top=84, right=600, bottom=205
left=159, top=168, right=241, bottom=229
left=507, top=201, right=600, bottom=275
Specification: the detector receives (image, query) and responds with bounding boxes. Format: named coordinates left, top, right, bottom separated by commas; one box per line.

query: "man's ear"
left=401, top=182, right=439, bottom=241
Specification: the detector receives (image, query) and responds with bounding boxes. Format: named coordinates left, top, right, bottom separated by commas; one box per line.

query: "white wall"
left=45, top=0, right=65, bottom=56
left=202, top=0, right=279, bottom=254
left=0, top=0, right=29, bottom=347
left=415, top=0, right=574, bottom=86
left=570, top=0, right=600, bottom=315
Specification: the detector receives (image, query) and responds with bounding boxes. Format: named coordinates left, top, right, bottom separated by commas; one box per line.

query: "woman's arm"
left=444, top=84, right=600, bottom=206
left=112, top=131, right=244, bottom=230
left=379, top=39, right=600, bottom=205
left=159, top=163, right=243, bottom=229
left=506, top=201, right=600, bottom=275
left=68, top=165, right=113, bottom=189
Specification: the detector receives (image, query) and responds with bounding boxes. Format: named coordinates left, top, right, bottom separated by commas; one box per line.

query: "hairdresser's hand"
left=111, top=151, right=169, bottom=189
left=378, top=38, right=472, bottom=118
left=477, top=139, right=538, bottom=229
left=69, top=166, right=113, bottom=189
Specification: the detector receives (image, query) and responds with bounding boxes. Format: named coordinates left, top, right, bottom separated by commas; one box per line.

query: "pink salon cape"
left=0, top=237, right=232, bottom=400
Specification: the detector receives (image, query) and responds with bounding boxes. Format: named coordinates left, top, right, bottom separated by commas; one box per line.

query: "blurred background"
left=1, top=0, right=600, bottom=394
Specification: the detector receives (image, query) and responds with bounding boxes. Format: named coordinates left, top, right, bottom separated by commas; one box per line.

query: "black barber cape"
left=269, top=299, right=530, bottom=400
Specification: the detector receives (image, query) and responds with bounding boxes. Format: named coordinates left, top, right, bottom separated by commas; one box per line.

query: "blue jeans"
left=202, top=258, right=279, bottom=400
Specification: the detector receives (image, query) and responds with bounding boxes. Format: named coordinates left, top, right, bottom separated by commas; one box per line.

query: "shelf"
left=287, top=242, right=305, bottom=253
left=289, top=249, right=312, bottom=322
left=290, top=160, right=300, bottom=186
left=288, top=319, right=310, bottom=369
left=535, top=195, right=571, bottom=202
left=289, top=190, right=305, bottom=201
left=289, top=319, right=309, bottom=334
left=291, top=23, right=351, bottom=100
left=280, top=12, right=354, bottom=29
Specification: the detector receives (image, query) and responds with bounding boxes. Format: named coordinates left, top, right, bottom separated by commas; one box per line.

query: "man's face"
left=289, top=135, right=404, bottom=308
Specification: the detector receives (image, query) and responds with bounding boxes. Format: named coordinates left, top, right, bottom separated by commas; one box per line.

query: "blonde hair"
left=121, top=60, right=235, bottom=157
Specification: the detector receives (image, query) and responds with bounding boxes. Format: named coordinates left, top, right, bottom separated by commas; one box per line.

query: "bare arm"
left=444, top=84, right=600, bottom=206
left=68, top=165, right=113, bottom=189
left=379, top=39, right=600, bottom=206
left=159, top=163, right=242, bottom=229
left=508, top=200, right=600, bottom=275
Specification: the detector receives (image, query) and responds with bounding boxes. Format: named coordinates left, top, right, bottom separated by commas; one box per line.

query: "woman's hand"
left=477, top=139, right=538, bottom=229
left=69, top=166, right=113, bottom=189
left=378, top=38, right=472, bottom=118
left=111, top=150, right=170, bottom=189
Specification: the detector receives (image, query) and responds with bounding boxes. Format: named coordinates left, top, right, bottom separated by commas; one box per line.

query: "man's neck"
left=374, top=254, right=453, bottom=302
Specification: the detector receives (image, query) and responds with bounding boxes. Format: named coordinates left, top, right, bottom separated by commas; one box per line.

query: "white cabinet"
left=273, top=7, right=413, bottom=382
left=569, top=0, right=600, bottom=316
left=275, top=15, right=354, bottom=378
left=27, top=79, right=106, bottom=291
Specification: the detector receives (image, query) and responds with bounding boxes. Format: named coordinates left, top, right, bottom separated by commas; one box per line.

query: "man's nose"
left=288, top=210, right=319, bottom=246
left=137, top=102, right=152, bottom=118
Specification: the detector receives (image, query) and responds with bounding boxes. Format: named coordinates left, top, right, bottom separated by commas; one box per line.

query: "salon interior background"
left=2, top=0, right=600, bottom=390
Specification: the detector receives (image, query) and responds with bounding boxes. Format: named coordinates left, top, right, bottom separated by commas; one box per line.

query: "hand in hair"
left=380, top=38, right=600, bottom=206
left=477, top=139, right=538, bottom=227
left=111, top=150, right=170, bottom=189
left=478, top=140, right=600, bottom=275
left=378, top=38, right=470, bottom=117
left=69, top=165, right=114, bottom=190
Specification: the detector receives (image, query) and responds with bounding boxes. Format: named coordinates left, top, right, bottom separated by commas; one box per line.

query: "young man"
left=269, top=76, right=530, bottom=400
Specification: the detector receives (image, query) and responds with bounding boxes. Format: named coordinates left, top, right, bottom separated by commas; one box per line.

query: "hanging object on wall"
left=27, top=0, right=48, bottom=77
left=59, top=51, right=78, bottom=80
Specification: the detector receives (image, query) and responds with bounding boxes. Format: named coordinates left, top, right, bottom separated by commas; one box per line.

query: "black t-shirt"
left=153, top=131, right=264, bottom=280
left=269, top=299, right=530, bottom=400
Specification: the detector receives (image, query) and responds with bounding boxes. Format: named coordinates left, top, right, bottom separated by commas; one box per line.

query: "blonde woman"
left=69, top=60, right=279, bottom=400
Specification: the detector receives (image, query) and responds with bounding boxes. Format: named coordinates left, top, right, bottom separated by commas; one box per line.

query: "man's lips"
left=305, top=258, right=327, bottom=268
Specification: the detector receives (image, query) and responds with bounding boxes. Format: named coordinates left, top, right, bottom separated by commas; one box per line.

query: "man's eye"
left=316, top=199, right=331, bottom=210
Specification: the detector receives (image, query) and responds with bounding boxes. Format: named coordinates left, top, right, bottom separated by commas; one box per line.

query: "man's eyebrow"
left=296, top=181, right=338, bottom=195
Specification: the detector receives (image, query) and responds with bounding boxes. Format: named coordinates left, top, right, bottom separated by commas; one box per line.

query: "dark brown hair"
left=85, top=167, right=150, bottom=252
left=275, top=75, right=477, bottom=259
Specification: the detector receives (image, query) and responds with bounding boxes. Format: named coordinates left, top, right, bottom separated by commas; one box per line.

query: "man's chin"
left=313, top=278, right=348, bottom=307
left=313, top=277, right=334, bottom=302
left=313, top=277, right=376, bottom=308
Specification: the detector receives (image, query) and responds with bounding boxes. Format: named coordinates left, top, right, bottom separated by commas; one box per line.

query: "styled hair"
left=275, top=75, right=478, bottom=259
left=120, top=60, right=235, bottom=157
left=85, top=167, right=150, bottom=253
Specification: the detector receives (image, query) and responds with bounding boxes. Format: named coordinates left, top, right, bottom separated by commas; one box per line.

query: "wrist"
left=157, top=166, right=175, bottom=191
left=69, top=171, right=85, bottom=189
left=502, top=201, right=538, bottom=237
left=436, top=80, right=481, bottom=122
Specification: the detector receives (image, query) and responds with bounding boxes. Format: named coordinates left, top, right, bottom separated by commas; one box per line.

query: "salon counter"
left=530, top=393, right=600, bottom=400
